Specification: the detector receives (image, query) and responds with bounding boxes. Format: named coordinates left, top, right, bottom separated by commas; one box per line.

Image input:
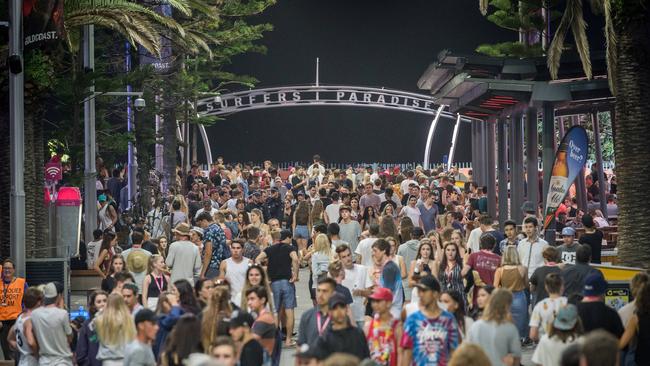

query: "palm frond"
left=547, top=0, right=576, bottom=79
left=480, top=0, right=489, bottom=15
left=604, top=0, right=617, bottom=95
left=588, top=0, right=604, bottom=15
left=569, top=0, right=592, bottom=79
left=186, top=0, right=219, bottom=20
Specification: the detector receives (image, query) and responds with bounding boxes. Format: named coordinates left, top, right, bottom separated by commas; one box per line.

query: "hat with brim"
left=190, top=227, right=204, bottom=237
left=126, top=249, right=150, bottom=273
left=553, top=304, right=579, bottom=330
left=173, top=223, right=191, bottom=236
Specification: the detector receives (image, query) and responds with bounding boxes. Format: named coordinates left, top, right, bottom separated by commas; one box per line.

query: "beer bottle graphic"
left=544, top=142, right=569, bottom=229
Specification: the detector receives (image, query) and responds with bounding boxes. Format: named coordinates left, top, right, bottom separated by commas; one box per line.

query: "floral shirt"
left=203, top=223, right=229, bottom=270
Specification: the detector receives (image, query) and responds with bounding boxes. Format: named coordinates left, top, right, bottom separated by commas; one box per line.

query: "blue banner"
left=543, top=126, right=589, bottom=229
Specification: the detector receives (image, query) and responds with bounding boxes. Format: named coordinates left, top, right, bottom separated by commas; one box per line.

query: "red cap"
left=368, top=287, right=393, bottom=302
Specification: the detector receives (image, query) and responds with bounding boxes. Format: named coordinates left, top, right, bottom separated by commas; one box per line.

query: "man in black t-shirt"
left=255, top=229, right=299, bottom=347
left=578, top=214, right=604, bottom=264
left=577, top=273, right=624, bottom=338
left=561, top=244, right=602, bottom=297
left=229, top=312, right=267, bottom=366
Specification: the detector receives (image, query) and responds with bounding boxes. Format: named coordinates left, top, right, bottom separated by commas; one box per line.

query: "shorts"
left=293, top=225, right=309, bottom=239
left=271, top=279, right=297, bottom=311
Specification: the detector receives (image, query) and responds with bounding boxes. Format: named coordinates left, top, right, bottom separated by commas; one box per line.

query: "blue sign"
left=543, top=126, right=589, bottom=229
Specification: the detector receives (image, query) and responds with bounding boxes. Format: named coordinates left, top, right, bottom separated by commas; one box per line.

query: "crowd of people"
left=3, top=155, right=644, bottom=366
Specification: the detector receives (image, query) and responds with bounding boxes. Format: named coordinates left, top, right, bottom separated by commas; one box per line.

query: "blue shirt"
left=380, top=260, right=404, bottom=317
left=203, top=223, right=229, bottom=270
left=401, top=310, right=460, bottom=366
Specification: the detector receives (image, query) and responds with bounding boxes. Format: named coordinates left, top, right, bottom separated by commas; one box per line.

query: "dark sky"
left=206, top=0, right=513, bottom=164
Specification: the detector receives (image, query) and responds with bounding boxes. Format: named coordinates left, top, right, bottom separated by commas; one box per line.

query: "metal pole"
left=542, top=102, right=556, bottom=240
left=474, top=121, right=484, bottom=186
left=83, top=24, right=97, bottom=244
left=316, top=57, right=320, bottom=87
left=572, top=116, right=588, bottom=212
left=9, top=0, right=25, bottom=276
left=526, top=108, right=539, bottom=210
left=486, top=119, right=497, bottom=218
left=558, top=116, right=566, bottom=138
left=513, top=113, right=525, bottom=223
left=471, top=121, right=478, bottom=183
left=423, top=105, right=445, bottom=170
left=155, top=96, right=163, bottom=172
left=497, top=117, right=509, bottom=225
left=126, top=42, right=136, bottom=209
left=446, top=114, right=462, bottom=169
left=591, top=112, right=609, bottom=219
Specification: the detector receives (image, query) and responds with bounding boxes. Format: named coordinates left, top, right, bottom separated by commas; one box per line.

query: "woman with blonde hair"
left=427, top=230, right=444, bottom=261
left=450, top=229, right=468, bottom=258
left=494, top=245, right=528, bottom=340
left=408, top=239, right=437, bottom=303
left=142, top=254, right=170, bottom=310
left=95, top=293, right=136, bottom=365
left=308, top=233, right=333, bottom=295
left=467, top=289, right=522, bottom=366
left=201, top=286, right=233, bottom=351
left=174, top=194, right=189, bottom=217
left=249, top=208, right=269, bottom=237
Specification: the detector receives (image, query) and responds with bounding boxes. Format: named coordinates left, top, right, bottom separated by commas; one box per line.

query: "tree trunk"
left=135, top=109, right=153, bottom=214
left=23, top=84, right=37, bottom=258
left=613, top=5, right=650, bottom=269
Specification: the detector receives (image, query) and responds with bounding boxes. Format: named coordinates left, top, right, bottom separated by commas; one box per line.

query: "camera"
left=134, top=97, right=146, bottom=111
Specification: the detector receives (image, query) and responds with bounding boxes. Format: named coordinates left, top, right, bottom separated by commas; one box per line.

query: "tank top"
left=367, top=317, right=399, bottom=366
left=499, top=266, right=527, bottom=292
left=15, top=313, right=38, bottom=366
left=636, top=312, right=650, bottom=365
left=98, top=204, right=114, bottom=232
left=224, top=258, right=249, bottom=300
left=147, top=274, right=168, bottom=299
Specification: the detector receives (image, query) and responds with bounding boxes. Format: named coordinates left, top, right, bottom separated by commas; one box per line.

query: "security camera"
left=134, top=97, right=146, bottom=111
left=214, top=95, right=222, bottom=104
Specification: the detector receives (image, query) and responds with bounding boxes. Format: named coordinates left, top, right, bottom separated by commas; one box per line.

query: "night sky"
left=207, top=0, right=513, bottom=165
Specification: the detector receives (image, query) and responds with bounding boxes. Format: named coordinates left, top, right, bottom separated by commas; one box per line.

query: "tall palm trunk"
left=613, top=5, right=650, bottom=269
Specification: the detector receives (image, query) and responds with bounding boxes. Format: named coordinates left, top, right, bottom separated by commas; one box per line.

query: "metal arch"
left=446, top=113, right=462, bottom=169
left=195, top=84, right=477, bottom=123
left=423, top=105, right=446, bottom=170
left=198, top=124, right=213, bottom=165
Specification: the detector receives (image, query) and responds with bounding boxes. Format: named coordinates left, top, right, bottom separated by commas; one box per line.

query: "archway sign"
left=193, top=61, right=477, bottom=169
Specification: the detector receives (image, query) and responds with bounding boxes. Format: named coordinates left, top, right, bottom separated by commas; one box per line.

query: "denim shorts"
left=271, top=279, right=297, bottom=310
left=293, top=225, right=309, bottom=239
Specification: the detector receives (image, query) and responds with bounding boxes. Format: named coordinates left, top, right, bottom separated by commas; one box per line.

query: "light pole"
left=9, top=0, right=26, bottom=277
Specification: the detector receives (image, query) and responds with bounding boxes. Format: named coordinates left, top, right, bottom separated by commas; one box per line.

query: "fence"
left=200, top=160, right=614, bottom=172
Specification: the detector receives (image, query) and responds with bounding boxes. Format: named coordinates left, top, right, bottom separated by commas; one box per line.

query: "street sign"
left=45, top=162, right=62, bottom=181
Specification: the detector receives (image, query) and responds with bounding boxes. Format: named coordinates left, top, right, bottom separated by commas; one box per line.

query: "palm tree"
left=480, top=0, right=650, bottom=268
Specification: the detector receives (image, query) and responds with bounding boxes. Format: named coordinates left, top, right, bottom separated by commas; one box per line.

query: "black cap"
left=280, top=229, right=292, bottom=241
left=270, top=187, right=279, bottom=193
left=414, top=275, right=441, bottom=293
left=328, top=293, right=348, bottom=308
left=230, top=311, right=255, bottom=328
left=134, top=308, right=158, bottom=325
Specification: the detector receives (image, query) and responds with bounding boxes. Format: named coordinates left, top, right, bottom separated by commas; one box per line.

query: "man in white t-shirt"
left=400, top=195, right=423, bottom=229
left=518, top=217, right=550, bottom=279
left=29, top=283, right=73, bottom=365
left=355, top=224, right=379, bottom=267
left=324, top=191, right=342, bottom=224
left=400, top=170, right=417, bottom=196
left=336, top=244, right=373, bottom=328
left=467, top=215, right=496, bottom=253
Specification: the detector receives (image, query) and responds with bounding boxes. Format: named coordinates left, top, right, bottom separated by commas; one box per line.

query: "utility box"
left=56, top=187, right=83, bottom=258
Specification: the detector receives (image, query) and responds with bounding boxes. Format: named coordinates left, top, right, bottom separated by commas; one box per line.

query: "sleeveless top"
left=500, top=266, right=527, bottom=292
left=367, top=317, right=399, bottom=366
left=224, top=258, right=249, bottom=299
left=439, top=263, right=465, bottom=297
left=15, top=313, right=38, bottom=366
left=98, top=204, right=114, bottom=232
left=636, top=312, right=650, bottom=365
left=147, top=274, right=169, bottom=298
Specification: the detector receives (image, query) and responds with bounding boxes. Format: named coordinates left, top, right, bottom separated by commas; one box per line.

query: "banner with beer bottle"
left=543, top=126, right=589, bottom=230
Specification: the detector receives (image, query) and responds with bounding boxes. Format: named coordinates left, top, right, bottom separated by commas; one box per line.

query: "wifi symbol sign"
left=44, top=163, right=62, bottom=181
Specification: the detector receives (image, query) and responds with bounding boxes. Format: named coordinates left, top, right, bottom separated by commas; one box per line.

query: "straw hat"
left=173, top=222, right=191, bottom=236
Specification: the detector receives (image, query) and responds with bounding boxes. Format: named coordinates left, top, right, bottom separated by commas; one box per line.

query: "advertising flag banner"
left=543, top=126, right=589, bottom=229
left=139, top=1, right=174, bottom=73
left=23, top=0, right=65, bottom=51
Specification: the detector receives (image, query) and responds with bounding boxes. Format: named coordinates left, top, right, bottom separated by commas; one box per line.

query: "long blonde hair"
left=201, top=286, right=233, bottom=351
left=482, top=288, right=513, bottom=324
left=95, top=293, right=136, bottom=346
left=313, top=233, right=332, bottom=257
left=501, top=245, right=521, bottom=266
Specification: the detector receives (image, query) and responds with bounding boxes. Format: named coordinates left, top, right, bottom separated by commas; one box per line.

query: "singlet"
left=500, top=266, right=527, bottom=292
left=98, top=204, right=114, bottom=232
left=224, top=258, right=249, bottom=299
left=15, top=313, right=38, bottom=366
left=367, top=317, right=399, bottom=366
left=147, top=274, right=168, bottom=299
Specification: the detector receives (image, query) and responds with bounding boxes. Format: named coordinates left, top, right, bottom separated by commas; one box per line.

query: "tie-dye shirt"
left=400, top=309, right=460, bottom=366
